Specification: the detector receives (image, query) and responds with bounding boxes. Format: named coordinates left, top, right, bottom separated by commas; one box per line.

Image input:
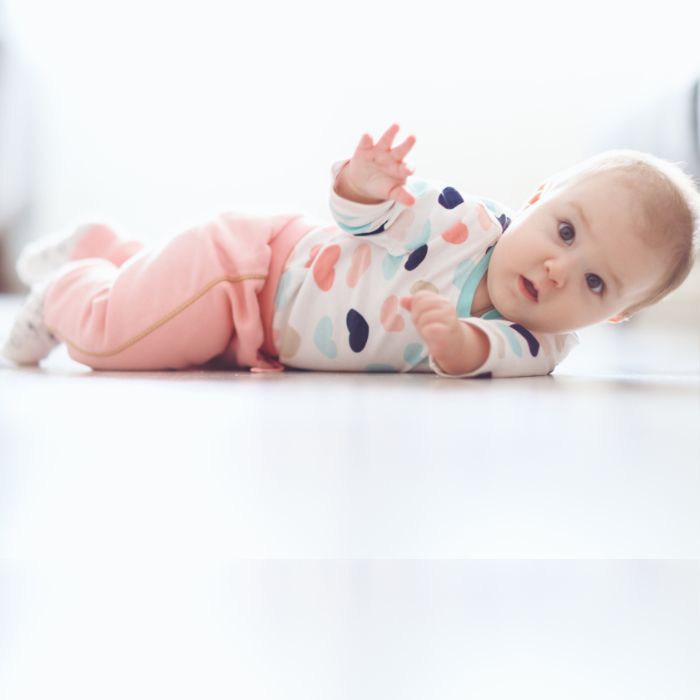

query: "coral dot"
left=312, top=245, right=341, bottom=291
left=441, top=221, right=469, bottom=244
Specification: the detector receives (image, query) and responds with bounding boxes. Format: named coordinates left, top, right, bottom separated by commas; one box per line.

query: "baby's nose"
left=544, top=259, right=567, bottom=287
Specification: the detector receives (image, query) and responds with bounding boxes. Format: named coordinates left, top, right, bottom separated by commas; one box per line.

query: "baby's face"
left=486, top=171, right=663, bottom=333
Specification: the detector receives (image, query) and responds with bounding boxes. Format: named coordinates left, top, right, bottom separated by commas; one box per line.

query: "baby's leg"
left=40, top=214, right=286, bottom=370
left=3, top=223, right=146, bottom=365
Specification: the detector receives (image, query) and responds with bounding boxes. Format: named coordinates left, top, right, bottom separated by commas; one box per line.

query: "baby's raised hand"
left=336, top=124, right=417, bottom=206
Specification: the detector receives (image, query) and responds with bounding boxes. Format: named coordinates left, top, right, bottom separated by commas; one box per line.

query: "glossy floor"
left=1, top=560, right=699, bottom=699
left=1, top=295, right=698, bottom=559
left=2, top=294, right=699, bottom=698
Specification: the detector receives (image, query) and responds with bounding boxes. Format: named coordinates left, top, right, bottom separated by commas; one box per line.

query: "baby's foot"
left=16, top=223, right=97, bottom=286
left=2, top=283, right=59, bottom=365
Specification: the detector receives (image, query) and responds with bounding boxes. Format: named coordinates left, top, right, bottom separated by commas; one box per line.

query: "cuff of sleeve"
left=430, top=317, right=580, bottom=379
left=428, top=321, right=492, bottom=379
left=329, top=160, right=397, bottom=219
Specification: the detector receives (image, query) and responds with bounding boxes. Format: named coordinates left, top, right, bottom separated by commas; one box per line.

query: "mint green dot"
left=407, top=179, right=428, bottom=196
left=382, top=253, right=403, bottom=280
left=403, top=343, right=424, bottom=366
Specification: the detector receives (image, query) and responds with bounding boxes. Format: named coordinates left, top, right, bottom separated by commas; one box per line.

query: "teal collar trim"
left=481, top=308, right=505, bottom=320
left=456, top=246, right=502, bottom=318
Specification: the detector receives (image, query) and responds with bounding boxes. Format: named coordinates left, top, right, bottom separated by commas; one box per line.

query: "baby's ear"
left=607, top=314, right=629, bottom=324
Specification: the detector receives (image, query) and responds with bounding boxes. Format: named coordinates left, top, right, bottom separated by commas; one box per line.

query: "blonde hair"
left=545, top=150, right=700, bottom=318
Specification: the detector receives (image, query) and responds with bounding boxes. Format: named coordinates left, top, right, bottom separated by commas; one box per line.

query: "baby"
left=3, top=124, right=699, bottom=378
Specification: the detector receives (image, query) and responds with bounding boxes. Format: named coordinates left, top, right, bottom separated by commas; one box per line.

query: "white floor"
left=1, top=560, right=698, bottom=700
left=1, top=295, right=698, bottom=559
left=1, top=293, right=699, bottom=698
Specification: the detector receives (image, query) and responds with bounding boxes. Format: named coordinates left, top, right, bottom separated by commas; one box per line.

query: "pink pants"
left=43, top=212, right=313, bottom=370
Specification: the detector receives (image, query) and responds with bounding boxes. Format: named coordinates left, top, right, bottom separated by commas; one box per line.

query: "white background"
left=4, top=0, right=700, bottom=236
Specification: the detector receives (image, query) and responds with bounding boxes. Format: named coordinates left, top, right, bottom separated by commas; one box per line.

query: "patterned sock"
left=2, top=283, right=59, bottom=365
left=16, top=223, right=95, bottom=286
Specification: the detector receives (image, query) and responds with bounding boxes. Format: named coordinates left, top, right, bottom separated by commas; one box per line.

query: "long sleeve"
left=327, top=158, right=512, bottom=252
left=430, top=317, right=579, bottom=378
left=328, top=160, right=405, bottom=245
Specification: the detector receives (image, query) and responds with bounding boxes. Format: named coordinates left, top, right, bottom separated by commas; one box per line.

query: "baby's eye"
left=558, top=222, right=575, bottom=244
left=586, top=273, right=605, bottom=295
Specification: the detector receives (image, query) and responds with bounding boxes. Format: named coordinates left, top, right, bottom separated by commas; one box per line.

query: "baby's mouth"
left=519, top=275, right=539, bottom=302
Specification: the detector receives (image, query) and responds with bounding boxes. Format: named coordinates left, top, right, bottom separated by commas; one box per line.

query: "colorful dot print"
left=346, top=309, right=369, bottom=352
left=280, top=326, right=301, bottom=358
left=380, top=295, right=405, bottom=332
left=382, top=253, right=403, bottom=280
left=313, top=316, right=337, bottom=358
left=494, top=324, right=523, bottom=358
left=313, top=245, right=341, bottom=291
left=346, top=243, right=372, bottom=288
left=510, top=323, right=540, bottom=356
left=407, top=179, right=428, bottom=196
left=405, top=244, right=428, bottom=271
left=441, top=221, right=469, bottom=244
left=410, top=280, right=438, bottom=295
left=275, top=183, right=570, bottom=378
left=438, top=187, right=464, bottom=209
left=497, top=214, right=511, bottom=231
left=274, top=269, right=292, bottom=310
left=403, top=343, right=424, bottom=366
left=476, top=203, right=492, bottom=231
left=304, top=244, right=322, bottom=268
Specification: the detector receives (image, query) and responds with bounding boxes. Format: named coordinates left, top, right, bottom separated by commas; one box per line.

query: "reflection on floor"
left=1, top=294, right=698, bottom=560
left=2, top=560, right=699, bottom=700
left=1, top=293, right=699, bottom=698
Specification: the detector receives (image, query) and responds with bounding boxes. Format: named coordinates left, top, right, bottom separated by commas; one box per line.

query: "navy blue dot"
left=438, top=187, right=464, bottom=209
left=346, top=309, right=369, bottom=352
left=510, top=324, right=540, bottom=357
left=497, top=214, right=511, bottom=231
left=474, top=372, right=493, bottom=379
left=405, top=244, right=428, bottom=271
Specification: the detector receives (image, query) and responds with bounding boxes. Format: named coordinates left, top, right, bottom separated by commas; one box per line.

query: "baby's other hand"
left=402, top=291, right=490, bottom=375
left=402, top=290, right=465, bottom=363
left=336, top=123, right=417, bottom=206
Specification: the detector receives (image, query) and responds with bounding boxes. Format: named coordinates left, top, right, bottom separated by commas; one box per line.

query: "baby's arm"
left=406, top=290, right=581, bottom=378
left=403, top=291, right=490, bottom=375
left=334, top=124, right=417, bottom=206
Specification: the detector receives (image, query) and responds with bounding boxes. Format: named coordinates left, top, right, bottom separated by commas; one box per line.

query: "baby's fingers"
left=403, top=291, right=447, bottom=322
left=388, top=184, right=416, bottom=207
left=403, top=289, right=441, bottom=310
left=378, top=157, right=414, bottom=180
left=355, top=133, right=374, bottom=153
left=391, top=134, right=416, bottom=162
left=376, top=123, right=400, bottom=150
